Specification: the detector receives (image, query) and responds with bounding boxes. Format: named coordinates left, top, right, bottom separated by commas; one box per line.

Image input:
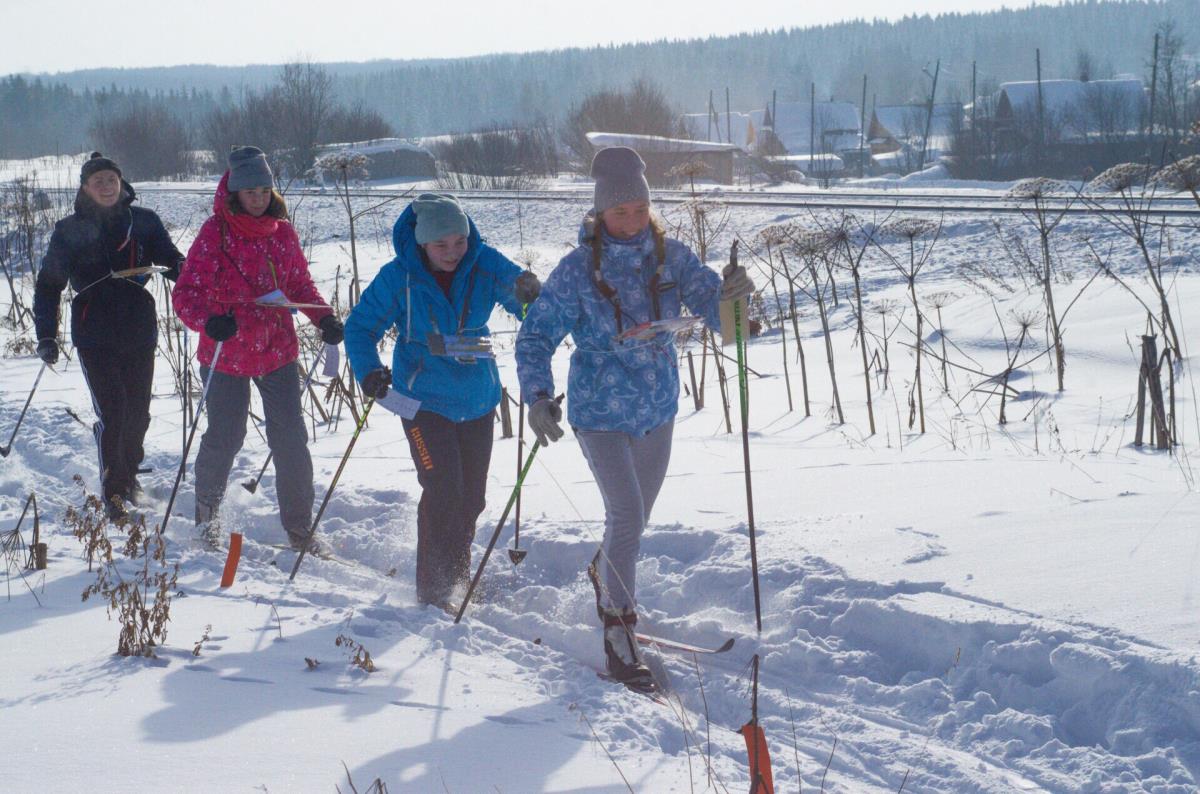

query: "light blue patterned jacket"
left=515, top=221, right=723, bottom=435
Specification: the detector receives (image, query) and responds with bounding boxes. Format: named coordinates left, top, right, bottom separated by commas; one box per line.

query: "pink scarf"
left=213, top=172, right=279, bottom=239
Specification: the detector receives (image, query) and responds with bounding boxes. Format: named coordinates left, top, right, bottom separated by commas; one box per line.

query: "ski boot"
left=195, top=502, right=223, bottom=549
left=128, top=478, right=145, bottom=507
left=602, top=609, right=656, bottom=693
left=288, top=530, right=331, bottom=560
left=104, top=494, right=129, bottom=523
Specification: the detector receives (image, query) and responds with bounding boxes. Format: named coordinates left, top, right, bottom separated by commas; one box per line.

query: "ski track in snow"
left=2, top=187, right=1200, bottom=792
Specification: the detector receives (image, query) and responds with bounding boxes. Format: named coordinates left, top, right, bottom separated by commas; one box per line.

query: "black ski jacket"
left=33, top=182, right=183, bottom=350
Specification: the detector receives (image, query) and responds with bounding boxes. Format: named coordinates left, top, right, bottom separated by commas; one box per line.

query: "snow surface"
left=3, top=179, right=1200, bottom=792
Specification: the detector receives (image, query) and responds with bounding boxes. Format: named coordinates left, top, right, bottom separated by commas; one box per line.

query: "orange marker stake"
left=739, top=722, right=774, bottom=794
left=220, top=532, right=243, bottom=588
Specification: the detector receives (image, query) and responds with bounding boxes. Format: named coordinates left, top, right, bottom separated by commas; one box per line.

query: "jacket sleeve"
left=32, top=221, right=71, bottom=342
left=481, top=247, right=527, bottom=318
left=344, top=262, right=405, bottom=384
left=280, top=224, right=332, bottom=326
left=675, top=243, right=723, bottom=331
left=172, top=219, right=226, bottom=333
left=144, top=211, right=185, bottom=282
left=514, top=255, right=581, bottom=404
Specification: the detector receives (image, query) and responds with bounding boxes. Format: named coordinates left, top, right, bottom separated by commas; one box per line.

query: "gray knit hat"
left=591, top=146, right=650, bottom=214
left=227, top=146, right=274, bottom=191
left=412, top=193, right=470, bottom=245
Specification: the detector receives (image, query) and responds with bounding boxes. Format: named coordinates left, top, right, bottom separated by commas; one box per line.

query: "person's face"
left=601, top=200, right=651, bottom=239
left=82, top=170, right=122, bottom=208
left=237, top=186, right=273, bottom=217
left=424, top=234, right=469, bottom=272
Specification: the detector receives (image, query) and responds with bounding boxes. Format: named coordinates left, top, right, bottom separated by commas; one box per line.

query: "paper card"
left=256, top=288, right=288, bottom=305
left=377, top=390, right=420, bottom=420
left=322, top=344, right=340, bottom=378
left=112, top=265, right=168, bottom=278
left=718, top=298, right=750, bottom=347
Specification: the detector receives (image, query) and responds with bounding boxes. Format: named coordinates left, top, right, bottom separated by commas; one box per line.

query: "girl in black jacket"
left=33, top=153, right=184, bottom=518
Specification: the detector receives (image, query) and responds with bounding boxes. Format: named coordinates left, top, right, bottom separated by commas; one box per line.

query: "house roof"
left=318, top=137, right=431, bottom=156
left=749, top=100, right=862, bottom=155
left=997, top=78, right=1143, bottom=118
left=585, top=132, right=739, bottom=153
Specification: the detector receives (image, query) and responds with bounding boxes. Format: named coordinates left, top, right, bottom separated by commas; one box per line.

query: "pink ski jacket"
left=174, top=173, right=332, bottom=377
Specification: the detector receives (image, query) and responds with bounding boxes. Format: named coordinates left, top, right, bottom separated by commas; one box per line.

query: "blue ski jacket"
left=344, top=204, right=526, bottom=422
left=515, top=220, right=723, bottom=435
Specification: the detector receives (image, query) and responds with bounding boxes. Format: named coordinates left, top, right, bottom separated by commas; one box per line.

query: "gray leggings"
left=194, top=361, right=313, bottom=538
left=576, top=419, right=674, bottom=613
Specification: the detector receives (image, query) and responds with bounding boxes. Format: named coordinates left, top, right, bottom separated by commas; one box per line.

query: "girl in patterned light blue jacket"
left=514, top=146, right=754, bottom=689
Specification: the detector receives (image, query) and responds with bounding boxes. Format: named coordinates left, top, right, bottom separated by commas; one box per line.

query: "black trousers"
left=77, top=345, right=155, bottom=500
left=401, top=410, right=494, bottom=606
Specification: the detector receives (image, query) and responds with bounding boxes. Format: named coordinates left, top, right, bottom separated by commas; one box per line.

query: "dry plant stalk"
left=1009, top=178, right=1072, bottom=391
left=874, top=217, right=943, bottom=432
left=786, top=226, right=844, bottom=424
left=74, top=484, right=180, bottom=657
left=1083, top=164, right=1182, bottom=362
left=335, top=633, right=378, bottom=673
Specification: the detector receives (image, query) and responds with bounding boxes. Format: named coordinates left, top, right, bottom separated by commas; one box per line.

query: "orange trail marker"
left=220, top=532, right=243, bottom=588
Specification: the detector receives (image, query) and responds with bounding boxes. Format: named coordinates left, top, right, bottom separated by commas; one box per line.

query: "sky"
left=4, top=0, right=1060, bottom=76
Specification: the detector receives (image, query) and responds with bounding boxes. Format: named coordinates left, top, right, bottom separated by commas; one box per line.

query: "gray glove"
left=720, top=264, right=755, bottom=302
left=528, top=396, right=564, bottom=446
left=514, top=271, right=541, bottom=304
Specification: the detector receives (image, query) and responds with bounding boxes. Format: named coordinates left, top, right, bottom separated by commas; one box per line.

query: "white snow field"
left=2, top=179, right=1200, bottom=792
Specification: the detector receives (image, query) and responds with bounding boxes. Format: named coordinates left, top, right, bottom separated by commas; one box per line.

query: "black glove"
left=528, top=396, right=564, bottom=446
left=319, top=314, right=344, bottom=345
left=362, top=367, right=392, bottom=399
left=37, top=338, right=59, bottom=365
left=514, top=271, right=541, bottom=304
left=204, top=313, right=238, bottom=342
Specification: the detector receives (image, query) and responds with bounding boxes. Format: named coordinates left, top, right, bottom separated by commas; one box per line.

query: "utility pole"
left=707, top=89, right=714, bottom=141
left=918, top=59, right=940, bottom=172
left=859, top=74, right=868, bottom=178
left=1036, top=49, right=1045, bottom=169
left=726, top=86, right=732, bottom=146
left=1148, top=32, right=1160, bottom=143
left=810, top=81, right=816, bottom=177
left=970, top=60, right=978, bottom=173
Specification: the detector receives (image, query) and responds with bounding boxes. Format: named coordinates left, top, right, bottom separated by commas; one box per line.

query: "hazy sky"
left=5, top=0, right=1059, bottom=76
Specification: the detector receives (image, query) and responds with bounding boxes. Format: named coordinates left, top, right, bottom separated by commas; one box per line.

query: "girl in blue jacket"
left=514, top=147, right=754, bottom=690
left=345, top=194, right=539, bottom=609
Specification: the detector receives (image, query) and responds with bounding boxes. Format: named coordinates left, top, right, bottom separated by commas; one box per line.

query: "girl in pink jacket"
left=173, top=146, right=343, bottom=550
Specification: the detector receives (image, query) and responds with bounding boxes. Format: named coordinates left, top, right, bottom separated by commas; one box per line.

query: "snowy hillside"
left=2, top=181, right=1200, bottom=792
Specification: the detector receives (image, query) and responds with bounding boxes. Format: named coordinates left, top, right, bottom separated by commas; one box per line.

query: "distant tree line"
left=2, top=0, right=1197, bottom=181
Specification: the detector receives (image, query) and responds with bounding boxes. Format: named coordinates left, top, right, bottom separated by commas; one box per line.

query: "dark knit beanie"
left=591, top=146, right=650, bottom=213
left=80, top=152, right=121, bottom=185
left=227, top=146, right=274, bottom=191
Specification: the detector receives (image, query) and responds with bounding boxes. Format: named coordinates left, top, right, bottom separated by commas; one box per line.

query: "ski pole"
left=456, top=394, right=562, bottom=623
left=243, top=348, right=327, bottom=495
left=507, top=396, right=527, bottom=564
left=289, top=397, right=375, bottom=581
left=1, top=362, right=49, bottom=458
left=159, top=341, right=224, bottom=535
left=729, top=241, right=763, bottom=635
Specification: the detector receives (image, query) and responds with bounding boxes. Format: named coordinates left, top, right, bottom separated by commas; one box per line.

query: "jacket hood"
left=213, top=171, right=232, bottom=215
left=73, top=178, right=136, bottom=217
left=391, top=202, right=483, bottom=275
left=577, top=211, right=653, bottom=254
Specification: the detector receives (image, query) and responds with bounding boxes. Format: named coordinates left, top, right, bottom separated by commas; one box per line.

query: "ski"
left=636, top=632, right=735, bottom=655
left=596, top=672, right=667, bottom=705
